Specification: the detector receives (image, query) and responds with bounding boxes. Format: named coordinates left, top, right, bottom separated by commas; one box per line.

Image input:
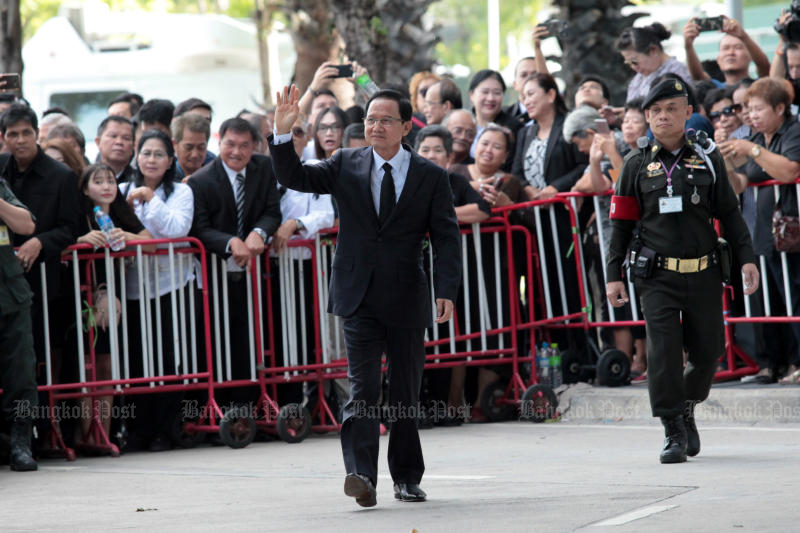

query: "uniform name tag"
left=659, top=196, right=683, bottom=214
left=0, top=225, right=9, bottom=246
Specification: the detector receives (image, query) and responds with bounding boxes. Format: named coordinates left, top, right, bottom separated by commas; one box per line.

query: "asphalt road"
left=3, top=418, right=798, bottom=532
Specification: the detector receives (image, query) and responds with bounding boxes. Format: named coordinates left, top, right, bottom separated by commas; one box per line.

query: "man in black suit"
left=188, top=118, right=282, bottom=381
left=269, top=86, right=461, bottom=507
left=505, top=56, right=538, bottom=128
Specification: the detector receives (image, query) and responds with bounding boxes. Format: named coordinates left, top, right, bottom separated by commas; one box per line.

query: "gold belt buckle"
left=666, top=257, right=678, bottom=271
left=679, top=258, right=699, bottom=273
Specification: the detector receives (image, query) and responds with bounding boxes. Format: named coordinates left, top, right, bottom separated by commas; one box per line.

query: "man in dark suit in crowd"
left=269, top=86, right=461, bottom=507
left=188, top=118, right=281, bottom=382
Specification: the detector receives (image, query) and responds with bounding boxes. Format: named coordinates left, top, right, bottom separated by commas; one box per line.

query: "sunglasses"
left=419, top=86, right=429, bottom=97
left=708, top=104, right=742, bottom=121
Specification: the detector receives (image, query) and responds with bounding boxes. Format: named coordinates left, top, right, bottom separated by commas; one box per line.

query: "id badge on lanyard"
left=657, top=150, right=683, bottom=215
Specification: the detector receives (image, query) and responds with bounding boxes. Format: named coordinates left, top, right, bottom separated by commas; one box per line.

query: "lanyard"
left=658, top=147, right=683, bottom=197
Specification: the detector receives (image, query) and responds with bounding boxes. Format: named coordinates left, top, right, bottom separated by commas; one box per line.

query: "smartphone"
left=695, top=16, right=724, bottom=32
left=332, top=64, right=353, bottom=78
left=0, top=73, right=20, bottom=91
left=537, top=19, right=570, bottom=39
left=594, top=118, right=610, bottom=134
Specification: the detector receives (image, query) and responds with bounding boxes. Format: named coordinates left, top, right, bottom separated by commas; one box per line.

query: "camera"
left=537, top=19, right=571, bottom=39
left=775, top=0, right=800, bottom=43
left=332, top=64, right=353, bottom=78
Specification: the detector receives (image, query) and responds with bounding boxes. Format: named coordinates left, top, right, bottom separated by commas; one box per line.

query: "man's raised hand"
left=274, top=85, right=301, bottom=135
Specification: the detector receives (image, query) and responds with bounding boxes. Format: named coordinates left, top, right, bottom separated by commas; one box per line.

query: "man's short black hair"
left=109, top=92, right=143, bottom=115
left=577, top=75, right=611, bottom=102
left=174, top=97, right=212, bottom=118
left=343, top=123, right=366, bottom=146
left=219, top=117, right=260, bottom=144
left=345, top=105, right=365, bottom=125
left=0, top=102, right=37, bottom=134
left=437, top=78, right=463, bottom=109
left=137, top=98, right=175, bottom=129
left=96, top=115, right=134, bottom=137
left=365, top=90, right=413, bottom=122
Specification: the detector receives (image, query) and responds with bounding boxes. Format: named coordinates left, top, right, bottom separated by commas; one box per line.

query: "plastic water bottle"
left=550, top=343, right=563, bottom=388
left=537, top=343, right=551, bottom=387
left=356, top=74, right=380, bottom=97
left=93, top=206, right=125, bottom=251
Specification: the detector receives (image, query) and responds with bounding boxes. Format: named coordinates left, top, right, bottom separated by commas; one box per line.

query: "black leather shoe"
left=659, top=416, right=687, bottom=464
left=684, top=402, right=700, bottom=457
left=393, top=482, right=427, bottom=502
left=344, top=473, right=377, bottom=507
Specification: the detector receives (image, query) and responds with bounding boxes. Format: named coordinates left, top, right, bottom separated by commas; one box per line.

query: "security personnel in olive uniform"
left=0, top=177, right=38, bottom=471
left=606, top=79, right=760, bottom=464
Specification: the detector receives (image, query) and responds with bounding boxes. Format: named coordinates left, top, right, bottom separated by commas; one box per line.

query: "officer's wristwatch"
left=253, top=228, right=267, bottom=243
left=750, top=145, right=762, bottom=159
left=294, top=219, right=305, bottom=232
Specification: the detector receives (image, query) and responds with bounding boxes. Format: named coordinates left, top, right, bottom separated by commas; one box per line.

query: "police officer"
left=0, top=176, right=38, bottom=471
left=606, top=79, right=760, bottom=464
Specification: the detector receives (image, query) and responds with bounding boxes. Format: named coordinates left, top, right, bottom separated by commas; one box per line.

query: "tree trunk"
left=282, top=0, right=339, bottom=93
left=329, top=0, right=437, bottom=87
left=254, top=0, right=277, bottom=107
left=0, top=0, right=23, bottom=86
left=552, top=0, right=643, bottom=106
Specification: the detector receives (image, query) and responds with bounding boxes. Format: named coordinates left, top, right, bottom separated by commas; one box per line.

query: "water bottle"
left=355, top=74, right=380, bottom=97
left=537, top=343, right=551, bottom=387
left=93, top=206, right=125, bottom=251
left=550, top=343, right=563, bottom=388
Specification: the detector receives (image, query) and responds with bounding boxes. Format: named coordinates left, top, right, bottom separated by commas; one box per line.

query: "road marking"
left=592, top=504, right=677, bottom=526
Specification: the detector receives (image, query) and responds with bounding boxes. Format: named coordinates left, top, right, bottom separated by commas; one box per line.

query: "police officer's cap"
left=642, top=79, right=688, bottom=110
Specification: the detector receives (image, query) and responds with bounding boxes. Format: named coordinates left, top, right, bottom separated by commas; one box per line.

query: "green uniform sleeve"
left=0, top=178, right=34, bottom=221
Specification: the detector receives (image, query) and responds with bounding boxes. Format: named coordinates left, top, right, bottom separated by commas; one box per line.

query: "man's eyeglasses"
left=708, top=104, right=742, bottom=121
left=365, top=117, right=404, bottom=127
left=449, top=126, right=476, bottom=138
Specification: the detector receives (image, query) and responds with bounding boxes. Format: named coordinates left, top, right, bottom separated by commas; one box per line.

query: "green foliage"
left=369, top=16, right=388, bottom=38
left=21, top=0, right=62, bottom=41
left=429, top=0, right=543, bottom=71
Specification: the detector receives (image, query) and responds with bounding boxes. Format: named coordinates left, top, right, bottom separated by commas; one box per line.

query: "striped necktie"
left=236, top=173, right=246, bottom=238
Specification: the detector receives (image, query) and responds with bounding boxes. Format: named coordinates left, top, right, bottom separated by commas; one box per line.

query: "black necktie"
left=379, top=162, right=396, bottom=226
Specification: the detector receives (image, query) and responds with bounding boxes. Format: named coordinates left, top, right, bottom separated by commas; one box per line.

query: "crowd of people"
left=2, top=11, right=800, bottom=471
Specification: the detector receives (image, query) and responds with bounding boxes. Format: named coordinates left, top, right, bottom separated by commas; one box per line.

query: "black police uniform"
left=607, top=80, right=755, bottom=461
left=0, top=178, right=38, bottom=470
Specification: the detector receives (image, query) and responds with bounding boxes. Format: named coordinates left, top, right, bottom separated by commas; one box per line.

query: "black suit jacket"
left=511, top=112, right=587, bottom=192
left=188, top=154, right=282, bottom=257
left=1, top=149, right=79, bottom=299
left=268, top=138, right=461, bottom=329
left=504, top=101, right=529, bottom=129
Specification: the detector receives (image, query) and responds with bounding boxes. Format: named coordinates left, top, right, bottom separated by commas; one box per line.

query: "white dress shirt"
left=271, top=182, right=335, bottom=260
left=120, top=181, right=195, bottom=299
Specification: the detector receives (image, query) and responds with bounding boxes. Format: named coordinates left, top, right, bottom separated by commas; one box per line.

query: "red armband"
left=609, top=195, right=640, bottom=221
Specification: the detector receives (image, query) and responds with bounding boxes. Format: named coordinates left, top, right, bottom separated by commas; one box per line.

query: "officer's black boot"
left=684, top=401, right=700, bottom=457
left=659, top=415, right=687, bottom=464
left=9, top=420, right=38, bottom=471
